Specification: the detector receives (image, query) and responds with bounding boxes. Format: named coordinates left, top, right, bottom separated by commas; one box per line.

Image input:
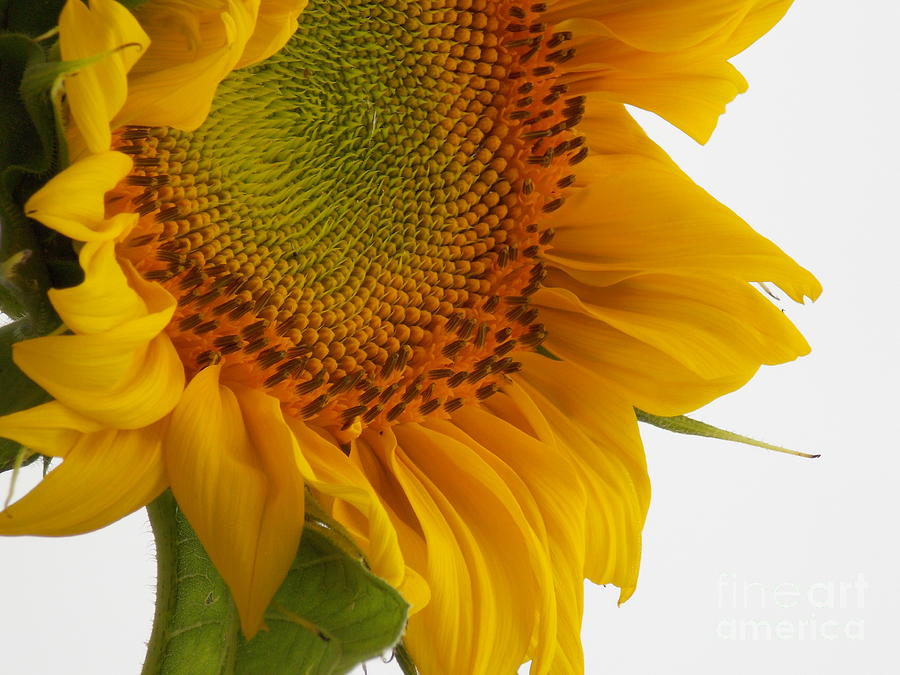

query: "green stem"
left=143, top=491, right=240, bottom=675
left=142, top=492, right=177, bottom=675
left=143, top=491, right=412, bottom=674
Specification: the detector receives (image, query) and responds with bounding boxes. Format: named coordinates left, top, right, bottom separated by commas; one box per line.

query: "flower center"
left=111, top=0, right=584, bottom=430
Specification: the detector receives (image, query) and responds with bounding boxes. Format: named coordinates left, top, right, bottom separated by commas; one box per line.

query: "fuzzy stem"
left=142, top=490, right=240, bottom=675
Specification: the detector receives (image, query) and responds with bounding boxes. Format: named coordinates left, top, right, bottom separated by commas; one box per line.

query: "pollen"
left=111, top=0, right=583, bottom=431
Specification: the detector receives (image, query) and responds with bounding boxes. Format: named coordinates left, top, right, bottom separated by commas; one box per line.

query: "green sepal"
left=0, top=0, right=149, bottom=43
left=2, top=36, right=154, bottom=320
left=636, top=409, right=820, bottom=459
left=535, top=345, right=561, bottom=361
left=0, top=31, right=63, bottom=330
left=144, top=491, right=410, bottom=675
left=0, top=0, right=65, bottom=37
left=0, top=29, right=77, bottom=475
left=0, top=320, right=50, bottom=473
left=393, top=642, right=419, bottom=675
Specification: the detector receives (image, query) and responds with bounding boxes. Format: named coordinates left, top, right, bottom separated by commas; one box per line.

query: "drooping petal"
left=437, top=409, right=588, bottom=674
left=119, top=0, right=258, bottom=130
left=544, top=0, right=760, bottom=52
left=532, top=291, right=756, bottom=415
left=563, top=57, right=747, bottom=144
left=58, top=0, right=150, bottom=153
left=24, top=151, right=136, bottom=242
left=283, top=417, right=407, bottom=593
left=163, top=365, right=305, bottom=637
left=363, top=427, right=472, bottom=675
left=231, top=384, right=308, bottom=634
left=0, top=423, right=166, bottom=536
left=508, top=356, right=650, bottom=598
left=351, top=432, right=434, bottom=615
left=376, top=422, right=550, bottom=675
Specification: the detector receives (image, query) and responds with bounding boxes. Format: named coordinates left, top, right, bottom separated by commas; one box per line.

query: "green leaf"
left=144, top=492, right=409, bottom=675
left=635, top=409, right=820, bottom=459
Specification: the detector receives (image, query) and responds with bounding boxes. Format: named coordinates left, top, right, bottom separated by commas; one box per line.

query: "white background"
left=1, top=1, right=898, bottom=673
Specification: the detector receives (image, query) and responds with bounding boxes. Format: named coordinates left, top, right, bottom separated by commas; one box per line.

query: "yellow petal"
left=164, top=366, right=304, bottom=637
left=0, top=402, right=103, bottom=457
left=715, top=0, right=794, bottom=58
left=59, top=0, right=150, bottom=152
left=0, top=423, right=166, bottom=536
left=545, top=0, right=758, bottom=52
left=119, top=0, right=256, bottom=130
left=538, top=271, right=812, bottom=380
left=283, top=418, right=407, bottom=592
left=544, top=151, right=821, bottom=304
left=24, top=151, right=136, bottom=242
left=351, top=431, right=434, bottom=615
left=13, top=270, right=183, bottom=429
left=366, top=430, right=473, bottom=675
left=564, top=58, right=747, bottom=144
left=231, top=384, right=308, bottom=635
left=549, top=1, right=793, bottom=141
left=533, top=289, right=755, bottom=415
left=436, top=410, right=588, bottom=674
left=508, top=358, right=650, bottom=598
left=237, top=0, right=308, bottom=67
left=388, top=422, right=548, bottom=675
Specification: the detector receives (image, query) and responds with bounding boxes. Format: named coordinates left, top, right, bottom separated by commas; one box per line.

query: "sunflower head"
left=0, top=0, right=819, bottom=672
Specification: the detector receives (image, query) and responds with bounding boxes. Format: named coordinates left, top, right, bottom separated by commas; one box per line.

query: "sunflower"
left=0, top=0, right=819, bottom=673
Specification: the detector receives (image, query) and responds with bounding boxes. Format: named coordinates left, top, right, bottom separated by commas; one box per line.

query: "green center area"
left=156, top=0, right=510, bottom=309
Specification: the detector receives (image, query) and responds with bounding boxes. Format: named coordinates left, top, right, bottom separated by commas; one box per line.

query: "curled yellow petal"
left=550, top=0, right=793, bottom=141
left=545, top=0, right=760, bottom=52
left=533, top=289, right=757, bottom=416
left=538, top=271, right=812, bottom=380
left=13, top=266, right=183, bottom=429
left=388, top=422, right=549, bottom=675
left=284, top=417, right=407, bottom=592
left=24, top=151, right=136, bottom=242
left=433, top=411, right=585, bottom=674
left=508, top=359, right=650, bottom=598
left=231, top=384, right=308, bottom=636
left=48, top=240, right=148, bottom=334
